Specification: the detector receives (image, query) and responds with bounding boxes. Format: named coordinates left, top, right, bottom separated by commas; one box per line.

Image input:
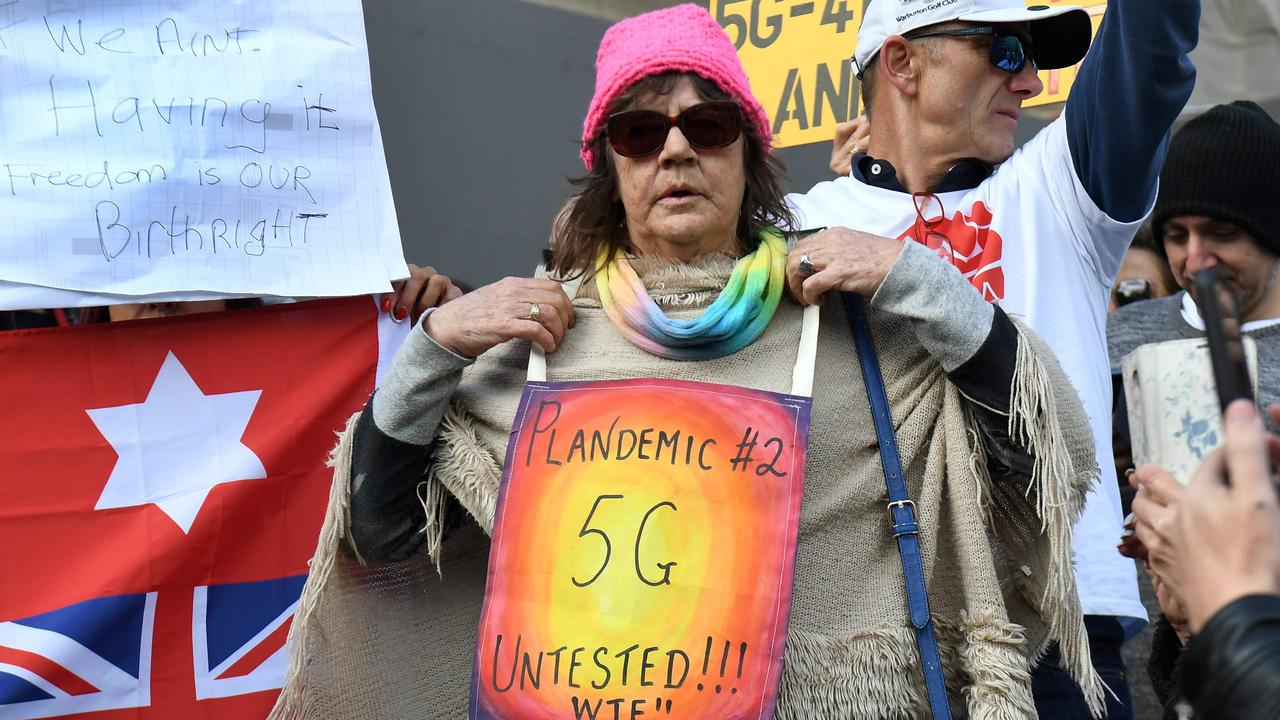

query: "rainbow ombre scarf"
left=594, top=229, right=787, bottom=361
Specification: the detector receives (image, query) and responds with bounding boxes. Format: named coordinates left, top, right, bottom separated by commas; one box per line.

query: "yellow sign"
left=1025, top=1, right=1108, bottom=108
left=713, top=0, right=865, bottom=149
left=712, top=0, right=1108, bottom=149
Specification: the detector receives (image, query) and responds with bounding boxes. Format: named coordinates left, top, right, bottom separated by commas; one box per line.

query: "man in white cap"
left=785, top=0, right=1200, bottom=717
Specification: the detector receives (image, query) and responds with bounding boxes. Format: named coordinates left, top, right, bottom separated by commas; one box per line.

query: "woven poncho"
left=275, top=254, right=1103, bottom=719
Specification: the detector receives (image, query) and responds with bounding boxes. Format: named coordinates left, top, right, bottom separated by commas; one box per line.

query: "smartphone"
left=1194, top=267, right=1254, bottom=412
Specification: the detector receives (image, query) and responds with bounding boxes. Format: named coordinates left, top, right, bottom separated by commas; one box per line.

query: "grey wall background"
left=360, top=0, right=1051, bottom=290
left=362, top=1, right=603, bottom=289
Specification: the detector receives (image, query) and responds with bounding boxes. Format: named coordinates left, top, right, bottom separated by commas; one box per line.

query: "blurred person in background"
left=1111, top=100, right=1280, bottom=719
left=1109, top=225, right=1179, bottom=314
left=1109, top=102, right=1280, bottom=420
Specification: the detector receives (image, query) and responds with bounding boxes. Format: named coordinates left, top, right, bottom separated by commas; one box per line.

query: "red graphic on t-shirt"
left=898, top=202, right=1005, bottom=301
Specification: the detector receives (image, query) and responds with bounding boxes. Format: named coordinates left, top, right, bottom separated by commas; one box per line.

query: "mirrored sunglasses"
left=904, top=25, right=1036, bottom=75
left=606, top=101, right=743, bottom=158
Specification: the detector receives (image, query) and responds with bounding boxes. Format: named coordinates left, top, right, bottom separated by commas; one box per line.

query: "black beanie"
left=1151, top=101, right=1280, bottom=258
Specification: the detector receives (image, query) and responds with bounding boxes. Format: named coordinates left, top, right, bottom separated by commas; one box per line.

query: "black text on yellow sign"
left=715, top=0, right=1109, bottom=150
left=713, top=0, right=864, bottom=149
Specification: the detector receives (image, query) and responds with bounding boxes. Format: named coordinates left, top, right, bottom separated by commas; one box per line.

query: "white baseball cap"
left=853, top=0, right=1093, bottom=77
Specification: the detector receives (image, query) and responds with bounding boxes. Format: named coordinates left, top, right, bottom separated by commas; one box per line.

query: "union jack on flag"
left=0, top=298, right=402, bottom=719
left=193, top=576, right=307, bottom=703
left=0, top=593, right=156, bottom=718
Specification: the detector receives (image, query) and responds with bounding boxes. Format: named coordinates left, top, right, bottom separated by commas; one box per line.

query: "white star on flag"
left=87, top=351, right=267, bottom=534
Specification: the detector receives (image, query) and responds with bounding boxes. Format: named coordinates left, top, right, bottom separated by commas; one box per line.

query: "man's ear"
left=879, top=36, right=920, bottom=99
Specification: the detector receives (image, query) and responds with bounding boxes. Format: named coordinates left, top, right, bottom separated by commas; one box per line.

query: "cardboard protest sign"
left=0, top=1, right=408, bottom=309
left=470, top=379, right=809, bottom=720
left=712, top=0, right=1109, bottom=149
left=713, top=0, right=865, bottom=150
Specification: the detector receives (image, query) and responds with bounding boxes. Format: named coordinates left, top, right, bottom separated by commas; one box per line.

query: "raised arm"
left=1066, top=0, right=1200, bottom=223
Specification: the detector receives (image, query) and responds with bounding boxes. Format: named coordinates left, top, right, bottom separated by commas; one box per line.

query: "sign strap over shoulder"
left=526, top=268, right=581, bottom=385
left=843, top=292, right=952, bottom=720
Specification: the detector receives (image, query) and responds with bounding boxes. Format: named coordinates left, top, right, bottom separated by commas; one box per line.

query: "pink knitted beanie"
left=580, top=3, right=772, bottom=170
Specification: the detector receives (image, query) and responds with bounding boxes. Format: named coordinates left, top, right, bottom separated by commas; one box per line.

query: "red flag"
left=0, top=297, right=382, bottom=719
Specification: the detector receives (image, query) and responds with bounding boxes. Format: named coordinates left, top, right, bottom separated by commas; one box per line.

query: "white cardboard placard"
left=0, top=0, right=408, bottom=310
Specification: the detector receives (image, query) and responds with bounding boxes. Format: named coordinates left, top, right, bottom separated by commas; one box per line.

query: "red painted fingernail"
left=394, top=306, right=408, bottom=321
left=380, top=298, right=393, bottom=314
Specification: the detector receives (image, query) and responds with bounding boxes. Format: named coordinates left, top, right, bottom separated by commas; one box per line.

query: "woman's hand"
left=380, top=264, right=463, bottom=324
left=830, top=115, right=870, bottom=176
left=424, top=277, right=575, bottom=358
left=786, top=227, right=901, bottom=306
left=1131, top=401, right=1280, bottom=633
left=1130, top=463, right=1187, bottom=592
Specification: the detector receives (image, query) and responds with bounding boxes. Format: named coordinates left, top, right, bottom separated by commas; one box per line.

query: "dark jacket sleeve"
left=344, top=311, right=474, bottom=563
left=346, top=401, right=468, bottom=563
left=1182, top=594, right=1280, bottom=720
left=1066, top=0, right=1199, bottom=222
left=945, top=306, right=1035, bottom=477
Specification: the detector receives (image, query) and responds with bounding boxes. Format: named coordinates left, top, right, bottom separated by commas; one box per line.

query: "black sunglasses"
left=606, top=101, right=743, bottom=158
left=904, top=25, right=1037, bottom=75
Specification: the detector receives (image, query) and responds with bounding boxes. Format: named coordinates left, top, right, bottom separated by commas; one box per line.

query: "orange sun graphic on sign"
left=470, top=378, right=808, bottom=720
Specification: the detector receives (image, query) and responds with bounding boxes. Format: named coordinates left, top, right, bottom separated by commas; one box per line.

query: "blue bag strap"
left=843, top=293, right=953, bottom=720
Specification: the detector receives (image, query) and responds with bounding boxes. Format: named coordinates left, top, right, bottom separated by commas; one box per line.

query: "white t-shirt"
left=788, top=116, right=1146, bottom=626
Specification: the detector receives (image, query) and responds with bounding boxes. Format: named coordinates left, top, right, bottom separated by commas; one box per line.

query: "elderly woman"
left=274, top=5, right=1100, bottom=719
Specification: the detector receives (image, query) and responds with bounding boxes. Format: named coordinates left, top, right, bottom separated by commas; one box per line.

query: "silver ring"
left=798, top=252, right=816, bottom=276
left=524, top=303, right=542, bottom=323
